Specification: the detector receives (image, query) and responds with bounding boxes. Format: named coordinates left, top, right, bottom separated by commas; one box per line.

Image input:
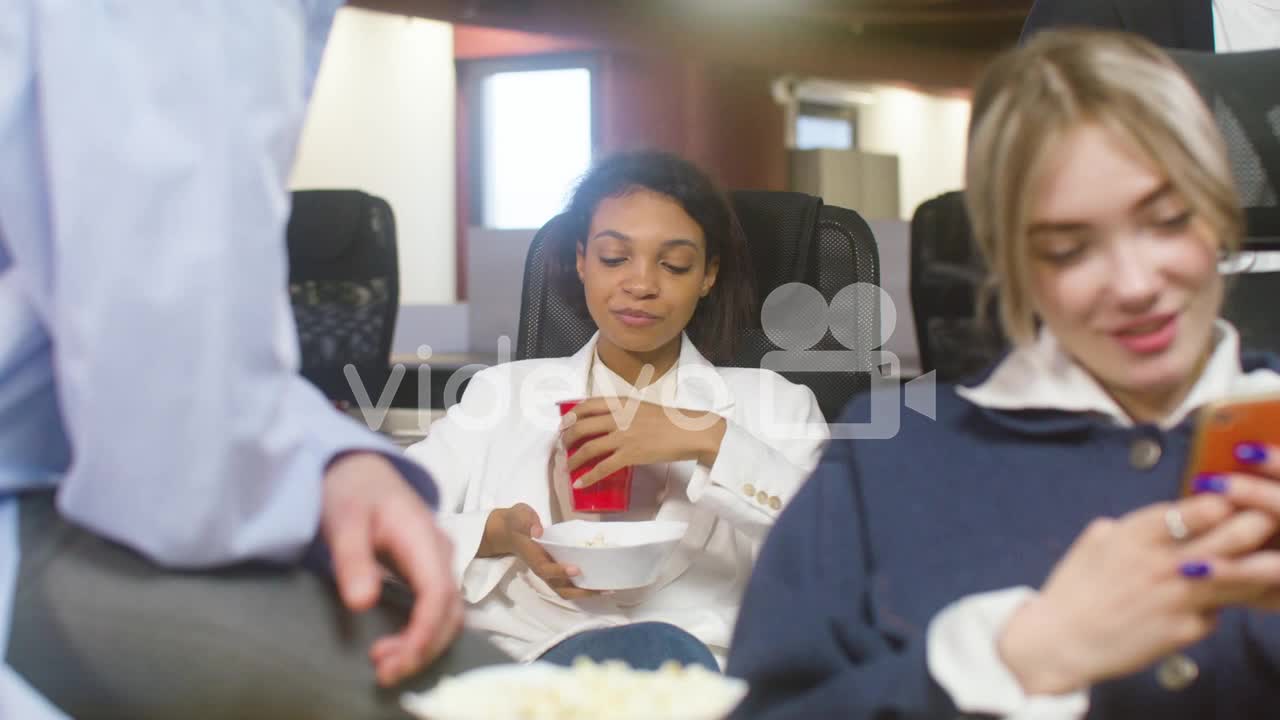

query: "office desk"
left=345, top=407, right=444, bottom=448
left=385, top=352, right=500, bottom=410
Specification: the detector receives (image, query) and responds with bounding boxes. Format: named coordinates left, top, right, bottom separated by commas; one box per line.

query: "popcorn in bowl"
left=401, top=657, right=747, bottom=720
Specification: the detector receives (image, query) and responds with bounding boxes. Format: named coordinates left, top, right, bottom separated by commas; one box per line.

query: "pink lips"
left=613, top=308, right=660, bottom=328
left=1112, top=314, right=1177, bottom=355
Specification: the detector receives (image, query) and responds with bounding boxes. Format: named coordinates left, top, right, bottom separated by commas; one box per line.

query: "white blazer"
left=405, top=333, right=829, bottom=665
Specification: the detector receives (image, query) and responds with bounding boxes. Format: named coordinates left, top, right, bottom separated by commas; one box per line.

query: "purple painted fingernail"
left=1180, top=561, right=1212, bottom=579
left=1236, top=442, right=1268, bottom=465
left=1193, top=474, right=1229, bottom=494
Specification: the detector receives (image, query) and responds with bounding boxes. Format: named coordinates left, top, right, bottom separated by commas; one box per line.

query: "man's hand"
left=321, top=451, right=463, bottom=686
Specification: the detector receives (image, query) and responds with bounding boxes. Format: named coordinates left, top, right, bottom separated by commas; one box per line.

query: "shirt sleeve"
left=404, top=365, right=516, bottom=602
left=727, top=436, right=963, bottom=718
left=684, top=376, right=828, bottom=540
left=729, top=433, right=1090, bottom=719
left=4, top=0, right=433, bottom=568
left=928, top=587, right=1090, bottom=719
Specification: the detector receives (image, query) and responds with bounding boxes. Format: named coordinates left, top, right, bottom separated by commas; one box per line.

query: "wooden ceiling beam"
left=796, top=8, right=1029, bottom=25
left=675, top=0, right=1033, bottom=27
left=349, top=0, right=1003, bottom=91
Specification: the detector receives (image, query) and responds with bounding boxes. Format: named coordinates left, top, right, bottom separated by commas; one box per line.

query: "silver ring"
left=1165, top=507, right=1191, bottom=542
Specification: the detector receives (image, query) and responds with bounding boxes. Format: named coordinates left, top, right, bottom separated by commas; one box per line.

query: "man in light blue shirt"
left=0, top=2, right=503, bottom=716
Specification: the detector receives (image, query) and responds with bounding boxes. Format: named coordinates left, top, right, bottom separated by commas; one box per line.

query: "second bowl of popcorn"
left=534, top=520, right=689, bottom=590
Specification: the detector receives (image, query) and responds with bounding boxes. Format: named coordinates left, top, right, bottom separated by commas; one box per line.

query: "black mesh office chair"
left=287, top=189, right=399, bottom=404
left=909, top=191, right=1006, bottom=383
left=1174, top=48, right=1280, bottom=355
left=515, top=191, right=880, bottom=421
left=910, top=48, right=1280, bottom=383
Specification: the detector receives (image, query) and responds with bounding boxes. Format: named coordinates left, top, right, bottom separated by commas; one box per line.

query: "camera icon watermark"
left=757, top=282, right=935, bottom=440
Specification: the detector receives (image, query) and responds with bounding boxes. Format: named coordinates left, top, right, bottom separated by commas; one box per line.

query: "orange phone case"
left=1182, top=392, right=1280, bottom=496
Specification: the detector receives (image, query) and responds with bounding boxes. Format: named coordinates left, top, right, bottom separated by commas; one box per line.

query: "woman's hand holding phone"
left=1179, top=393, right=1280, bottom=605
left=1183, top=442, right=1280, bottom=610
left=1182, top=393, right=1280, bottom=497
left=998, top=476, right=1280, bottom=696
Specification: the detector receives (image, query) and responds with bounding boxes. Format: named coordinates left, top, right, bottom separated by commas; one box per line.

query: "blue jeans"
left=538, top=622, right=719, bottom=671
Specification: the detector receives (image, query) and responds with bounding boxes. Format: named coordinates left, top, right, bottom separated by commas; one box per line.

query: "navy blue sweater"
left=728, top=357, right=1280, bottom=719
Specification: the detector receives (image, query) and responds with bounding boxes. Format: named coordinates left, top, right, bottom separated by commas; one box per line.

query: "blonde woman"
left=729, top=31, right=1280, bottom=719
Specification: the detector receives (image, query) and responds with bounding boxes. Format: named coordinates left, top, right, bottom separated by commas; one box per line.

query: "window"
left=794, top=102, right=856, bottom=150
left=470, top=61, right=594, bottom=229
left=795, top=114, right=854, bottom=150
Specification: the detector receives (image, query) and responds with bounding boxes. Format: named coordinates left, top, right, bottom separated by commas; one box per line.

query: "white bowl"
left=402, top=661, right=747, bottom=720
left=534, top=519, right=689, bottom=590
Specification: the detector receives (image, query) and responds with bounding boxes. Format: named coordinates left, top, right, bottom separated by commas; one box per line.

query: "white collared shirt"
left=928, top=320, right=1280, bottom=719
left=588, top=349, right=680, bottom=404
left=1214, top=0, right=1280, bottom=52
left=956, top=321, right=1280, bottom=429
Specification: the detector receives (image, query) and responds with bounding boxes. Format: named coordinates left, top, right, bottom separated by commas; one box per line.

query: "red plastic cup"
left=558, top=399, right=632, bottom=513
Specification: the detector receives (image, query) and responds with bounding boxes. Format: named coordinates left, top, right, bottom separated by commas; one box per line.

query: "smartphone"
left=1182, top=391, right=1280, bottom=496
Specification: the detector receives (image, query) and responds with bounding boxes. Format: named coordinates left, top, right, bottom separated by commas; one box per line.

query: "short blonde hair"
left=965, top=30, right=1243, bottom=345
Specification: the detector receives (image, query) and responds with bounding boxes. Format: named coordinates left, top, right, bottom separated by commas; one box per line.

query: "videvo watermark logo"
left=343, top=282, right=937, bottom=440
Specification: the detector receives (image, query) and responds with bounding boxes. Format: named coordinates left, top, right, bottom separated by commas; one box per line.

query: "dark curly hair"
left=545, top=151, right=755, bottom=363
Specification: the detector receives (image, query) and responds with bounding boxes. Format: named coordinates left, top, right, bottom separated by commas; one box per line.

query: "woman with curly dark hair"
left=408, top=151, right=828, bottom=671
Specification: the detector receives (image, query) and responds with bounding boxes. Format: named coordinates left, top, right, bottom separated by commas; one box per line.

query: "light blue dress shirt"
left=0, top=2, right=435, bottom=715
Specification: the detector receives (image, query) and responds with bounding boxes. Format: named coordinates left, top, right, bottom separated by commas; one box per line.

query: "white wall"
left=858, top=86, right=970, bottom=219
left=291, top=7, right=456, bottom=304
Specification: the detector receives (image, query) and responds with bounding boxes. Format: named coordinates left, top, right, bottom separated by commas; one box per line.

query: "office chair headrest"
left=287, top=189, right=372, bottom=263
left=1172, top=48, right=1280, bottom=246
left=730, top=191, right=822, bottom=299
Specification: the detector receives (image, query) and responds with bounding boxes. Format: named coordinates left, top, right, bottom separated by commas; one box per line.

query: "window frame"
left=459, top=53, right=600, bottom=228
